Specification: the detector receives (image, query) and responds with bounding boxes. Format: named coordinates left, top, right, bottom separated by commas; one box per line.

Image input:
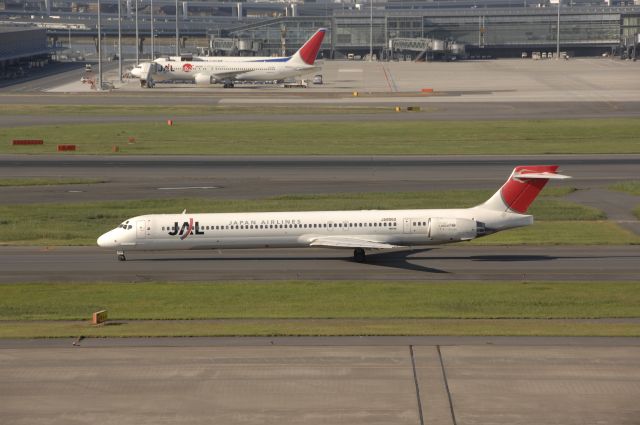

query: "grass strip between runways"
left=1, top=281, right=639, bottom=321
left=3, top=118, right=640, bottom=155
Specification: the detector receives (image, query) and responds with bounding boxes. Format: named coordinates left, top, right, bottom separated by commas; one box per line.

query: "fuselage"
left=130, top=28, right=327, bottom=87
left=97, top=207, right=532, bottom=251
left=97, top=165, right=570, bottom=261
left=151, top=57, right=318, bottom=83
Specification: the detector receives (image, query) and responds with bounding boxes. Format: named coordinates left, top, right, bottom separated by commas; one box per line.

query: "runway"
left=1, top=245, right=637, bottom=282
left=0, top=338, right=638, bottom=425
left=1, top=154, right=639, bottom=205
left=2, top=98, right=640, bottom=124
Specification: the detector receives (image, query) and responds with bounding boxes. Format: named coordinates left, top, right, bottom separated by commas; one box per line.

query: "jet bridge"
left=389, top=37, right=465, bottom=61
left=207, top=37, right=262, bottom=56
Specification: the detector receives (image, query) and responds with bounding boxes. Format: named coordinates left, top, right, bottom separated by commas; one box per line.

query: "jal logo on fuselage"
left=168, top=218, right=204, bottom=240
left=182, top=63, right=193, bottom=72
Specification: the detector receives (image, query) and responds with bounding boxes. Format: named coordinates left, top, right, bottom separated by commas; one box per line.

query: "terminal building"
left=0, top=26, right=50, bottom=81
left=0, top=0, right=639, bottom=59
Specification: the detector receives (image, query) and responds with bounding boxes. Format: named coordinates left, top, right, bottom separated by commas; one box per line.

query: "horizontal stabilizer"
left=309, top=236, right=398, bottom=249
left=513, top=171, right=571, bottom=180
left=478, top=165, right=572, bottom=214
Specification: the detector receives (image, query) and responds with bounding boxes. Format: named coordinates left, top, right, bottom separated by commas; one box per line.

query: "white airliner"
left=131, top=28, right=326, bottom=88
left=97, top=166, right=570, bottom=262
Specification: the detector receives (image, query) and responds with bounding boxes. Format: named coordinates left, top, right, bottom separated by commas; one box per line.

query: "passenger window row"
left=161, top=221, right=396, bottom=231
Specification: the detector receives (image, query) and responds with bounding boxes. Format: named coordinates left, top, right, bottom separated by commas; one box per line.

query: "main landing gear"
left=223, top=82, right=235, bottom=88
left=117, top=250, right=126, bottom=262
left=353, top=248, right=366, bottom=263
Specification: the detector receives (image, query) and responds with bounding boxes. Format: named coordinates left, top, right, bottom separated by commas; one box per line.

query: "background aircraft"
left=131, top=28, right=326, bottom=88
left=98, top=165, right=570, bottom=262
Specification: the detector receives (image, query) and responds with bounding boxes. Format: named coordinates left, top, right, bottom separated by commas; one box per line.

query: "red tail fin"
left=480, top=165, right=570, bottom=213
left=501, top=165, right=558, bottom=213
left=292, top=28, right=326, bottom=65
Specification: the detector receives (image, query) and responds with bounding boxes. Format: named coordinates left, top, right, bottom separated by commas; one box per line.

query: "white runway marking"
left=157, top=186, right=219, bottom=190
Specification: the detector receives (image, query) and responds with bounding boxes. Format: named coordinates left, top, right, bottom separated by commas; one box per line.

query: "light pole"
left=97, top=0, right=102, bottom=90
left=556, top=0, right=561, bottom=59
left=369, top=0, right=373, bottom=61
left=150, top=0, right=154, bottom=60
left=175, top=0, right=179, bottom=56
left=118, top=0, right=122, bottom=82
left=135, top=0, right=139, bottom=64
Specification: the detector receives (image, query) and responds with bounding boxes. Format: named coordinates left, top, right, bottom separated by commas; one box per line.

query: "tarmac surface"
left=1, top=59, right=639, bottom=425
left=0, top=339, right=639, bottom=425
left=1, top=245, right=638, bottom=282
left=1, top=154, right=639, bottom=204
left=3, top=101, right=640, bottom=125
left=2, top=58, right=640, bottom=123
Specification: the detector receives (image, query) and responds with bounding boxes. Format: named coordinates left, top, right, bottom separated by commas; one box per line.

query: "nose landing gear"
left=117, top=250, right=126, bottom=261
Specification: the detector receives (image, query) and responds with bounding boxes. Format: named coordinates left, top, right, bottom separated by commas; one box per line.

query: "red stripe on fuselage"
left=500, top=165, right=559, bottom=213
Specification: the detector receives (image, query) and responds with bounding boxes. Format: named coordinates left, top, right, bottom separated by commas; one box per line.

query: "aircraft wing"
left=309, top=236, right=398, bottom=249
left=211, top=70, right=251, bottom=80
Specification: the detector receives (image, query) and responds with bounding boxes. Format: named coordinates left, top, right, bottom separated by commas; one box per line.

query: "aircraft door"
left=404, top=218, right=425, bottom=234
left=403, top=218, right=411, bottom=234
left=136, top=220, right=149, bottom=239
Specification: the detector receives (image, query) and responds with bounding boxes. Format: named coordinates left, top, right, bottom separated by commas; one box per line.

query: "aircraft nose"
left=97, top=230, right=117, bottom=248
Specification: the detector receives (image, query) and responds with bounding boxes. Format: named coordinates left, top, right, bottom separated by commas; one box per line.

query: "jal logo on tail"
left=168, top=218, right=204, bottom=240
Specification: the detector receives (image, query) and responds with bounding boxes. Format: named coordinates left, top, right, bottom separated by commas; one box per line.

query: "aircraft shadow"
left=364, top=249, right=448, bottom=274
left=137, top=248, right=448, bottom=274
left=129, top=251, right=635, bottom=274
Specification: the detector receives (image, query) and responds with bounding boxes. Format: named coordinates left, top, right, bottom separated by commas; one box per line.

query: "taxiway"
left=0, top=338, right=638, bottom=425
left=1, top=245, right=637, bottom=282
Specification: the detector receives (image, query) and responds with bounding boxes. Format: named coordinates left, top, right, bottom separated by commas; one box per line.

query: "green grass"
left=3, top=118, right=640, bottom=155
left=0, top=178, right=106, bottom=187
left=2, top=281, right=638, bottom=337
left=0, top=189, right=615, bottom=246
left=610, top=181, right=640, bottom=196
left=470, top=221, right=640, bottom=245
left=0, top=104, right=394, bottom=117
left=2, top=319, right=639, bottom=338
left=1, top=281, right=638, bottom=321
